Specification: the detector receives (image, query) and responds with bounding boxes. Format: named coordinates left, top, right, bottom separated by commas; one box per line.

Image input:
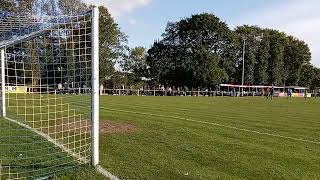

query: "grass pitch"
left=1, top=96, right=320, bottom=179
left=99, top=96, right=320, bottom=179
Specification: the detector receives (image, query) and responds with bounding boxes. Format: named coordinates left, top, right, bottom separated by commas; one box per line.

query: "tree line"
left=1, top=0, right=320, bottom=90
left=144, top=15, right=320, bottom=89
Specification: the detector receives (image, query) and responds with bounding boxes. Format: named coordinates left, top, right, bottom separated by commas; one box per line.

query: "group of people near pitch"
left=264, top=87, right=308, bottom=100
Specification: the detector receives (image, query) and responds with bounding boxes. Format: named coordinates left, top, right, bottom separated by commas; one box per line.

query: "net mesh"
left=0, top=10, right=93, bottom=179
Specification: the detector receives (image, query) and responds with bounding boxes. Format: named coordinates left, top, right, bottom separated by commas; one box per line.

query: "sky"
left=83, top=0, right=320, bottom=67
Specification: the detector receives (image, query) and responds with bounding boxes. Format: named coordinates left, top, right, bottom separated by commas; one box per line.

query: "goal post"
left=1, top=48, right=5, bottom=117
left=0, top=7, right=100, bottom=179
left=91, top=7, right=100, bottom=167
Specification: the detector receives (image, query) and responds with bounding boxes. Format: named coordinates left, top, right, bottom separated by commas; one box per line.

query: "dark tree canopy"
left=146, top=14, right=316, bottom=89
left=147, top=13, right=239, bottom=88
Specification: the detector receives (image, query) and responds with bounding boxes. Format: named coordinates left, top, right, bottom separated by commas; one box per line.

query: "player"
left=304, top=90, right=308, bottom=100
left=270, top=86, right=274, bottom=100
left=287, top=88, right=292, bottom=99
left=266, top=88, right=270, bottom=99
left=58, top=83, right=63, bottom=94
left=100, top=84, right=104, bottom=95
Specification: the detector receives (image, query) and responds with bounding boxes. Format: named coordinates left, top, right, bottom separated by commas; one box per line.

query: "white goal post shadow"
left=0, top=7, right=117, bottom=179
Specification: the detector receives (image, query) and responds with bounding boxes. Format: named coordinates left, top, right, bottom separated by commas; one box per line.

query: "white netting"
left=0, top=10, right=95, bottom=179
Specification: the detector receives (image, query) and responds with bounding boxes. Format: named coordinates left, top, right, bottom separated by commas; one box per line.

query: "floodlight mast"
left=91, top=7, right=100, bottom=167
left=1, top=48, right=5, bottom=117
left=241, top=39, right=246, bottom=97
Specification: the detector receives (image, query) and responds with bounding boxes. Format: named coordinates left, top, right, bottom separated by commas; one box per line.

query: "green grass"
left=99, top=96, right=320, bottom=179
left=0, top=94, right=95, bottom=179
left=1, top=95, right=320, bottom=179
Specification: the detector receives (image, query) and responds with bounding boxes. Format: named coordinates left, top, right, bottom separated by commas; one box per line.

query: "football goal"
left=0, top=7, right=99, bottom=179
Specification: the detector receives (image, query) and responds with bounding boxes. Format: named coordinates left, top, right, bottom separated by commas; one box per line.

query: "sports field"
left=1, top=96, right=320, bottom=179
left=99, top=96, right=320, bottom=179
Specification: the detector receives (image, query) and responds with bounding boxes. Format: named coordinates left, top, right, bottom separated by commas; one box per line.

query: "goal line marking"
left=101, top=107, right=320, bottom=145
left=96, top=165, right=120, bottom=180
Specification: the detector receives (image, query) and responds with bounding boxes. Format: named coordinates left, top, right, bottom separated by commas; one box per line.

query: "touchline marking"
left=101, top=107, right=320, bottom=145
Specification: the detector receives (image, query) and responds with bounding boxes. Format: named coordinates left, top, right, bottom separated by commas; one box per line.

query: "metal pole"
left=1, top=49, right=6, bottom=117
left=241, top=39, right=246, bottom=97
left=91, top=7, right=100, bottom=167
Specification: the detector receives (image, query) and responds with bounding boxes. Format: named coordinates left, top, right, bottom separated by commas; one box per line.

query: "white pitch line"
left=101, top=107, right=320, bottom=145
left=5, top=117, right=120, bottom=180
left=4, top=117, right=89, bottom=164
left=96, top=165, right=120, bottom=180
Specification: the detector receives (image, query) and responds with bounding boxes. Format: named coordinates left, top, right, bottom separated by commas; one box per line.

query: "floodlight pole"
left=241, top=39, right=246, bottom=97
left=91, top=7, right=100, bottom=167
left=1, top=49, right=6, bottom=117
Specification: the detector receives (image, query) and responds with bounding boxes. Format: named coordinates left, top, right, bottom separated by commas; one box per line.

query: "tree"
left=235, top=25, right=263, bottom=85
left=299, top=63, right=315, bottom=87
left=255, top=35, right=270, bottom=85
left=122, top=46, right=148, bottom=77
left=284, top=36, right=311, bottom=86
left=0, top=0, right=17, bottom=12
left=311, top=68, right=320, bottom=89
left=267, top=30, right=286, bottom=85
left=58, top=0, right=88, bottom=14
left=147, top=13, right=239, bottom=88
left=99, top=6, right=128, bottom=83
left=1, top=0, right=34, bottom=12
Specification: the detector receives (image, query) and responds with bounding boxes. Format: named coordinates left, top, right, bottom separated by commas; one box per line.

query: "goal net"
left=0, top=8, right=99, bottom=179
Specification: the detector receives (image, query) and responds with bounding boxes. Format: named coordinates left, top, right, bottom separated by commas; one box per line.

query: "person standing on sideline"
left=271, top=86, right=275, bottom=100
left=100, top=84, right=104, bottom=95
left=287, top=88, right=292, bottom=100
left=304, top=89, right=308, bottom=100
left=58, top=83, right=63, bottom=94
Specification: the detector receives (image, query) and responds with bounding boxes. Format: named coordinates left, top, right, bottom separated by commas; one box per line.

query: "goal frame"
left=0, top=6, right=100, bottom=171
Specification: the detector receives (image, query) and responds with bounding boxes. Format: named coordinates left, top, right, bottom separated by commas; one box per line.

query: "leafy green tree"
left=147, top=13, right=239, bottom=88
left=58, top=0, right=88, bottom=14
left=299, top=63, right=315, bottom=87
left=122, top=46, right=148, bottom=77
left=267, top=30, right=286, bottom=85
left=0, top=0, right=17, bottom=12
left=255, top=35, right=270, bottom=85
left=235, top=25, right=263, bottom=85
left=194, top=48, right=228, bottom=87
left=311, top=68, right=320, bottom=89
left=99, top=6, right=128, bottom=83
left=284, top=36, right=311, bottom=86
left=1, top=0, right=34, bottom=12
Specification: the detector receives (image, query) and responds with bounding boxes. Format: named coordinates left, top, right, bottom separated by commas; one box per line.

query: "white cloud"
left=83, top=0, right=151, bottom=17
left=239, top=0, right=320, bottom=67
left=128, top=18, right=137, bottom=25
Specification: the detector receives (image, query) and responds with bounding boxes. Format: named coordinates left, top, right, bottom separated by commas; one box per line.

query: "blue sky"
left=84, top=0, right=320, bottom=67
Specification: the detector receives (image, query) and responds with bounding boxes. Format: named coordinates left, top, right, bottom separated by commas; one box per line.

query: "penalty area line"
left=101, top=107, right=320, bottom=145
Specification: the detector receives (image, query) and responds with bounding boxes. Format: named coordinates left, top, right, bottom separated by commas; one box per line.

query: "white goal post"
left=0, top=7, right=99, bottom=179
left=91, top=7, right=100, bottom=167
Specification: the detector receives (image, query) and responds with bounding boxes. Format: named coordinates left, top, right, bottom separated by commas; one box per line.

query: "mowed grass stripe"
left=103, top=102, right=320, bottom=135
left=99, top=96, right=320, bottom=179
left=105, top=97, right=320, bottom=124
left=106, top=100, right=320, bottom=127
left=101, top=106, right=320, bottom=145
left=102, top=97, right=320, bottom=140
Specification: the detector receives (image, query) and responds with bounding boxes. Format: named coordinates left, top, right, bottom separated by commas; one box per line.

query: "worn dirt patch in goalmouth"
left=100, top=121, right=137, bottom=134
